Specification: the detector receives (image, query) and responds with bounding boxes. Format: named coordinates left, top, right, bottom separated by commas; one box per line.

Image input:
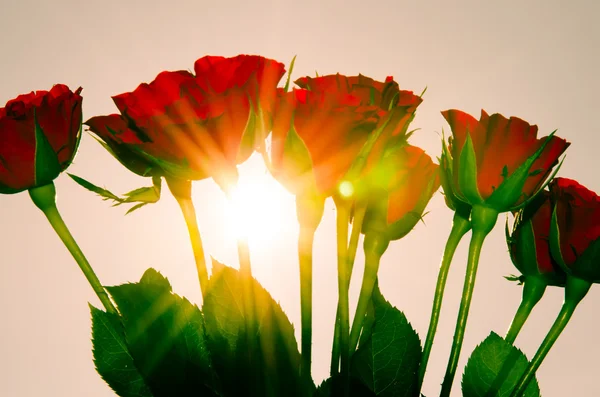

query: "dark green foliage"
left=462, top=332, right=540, bottom=397
left=351, top=285, right=422, bottom=396
left=202, top=261, right=304, bottom=397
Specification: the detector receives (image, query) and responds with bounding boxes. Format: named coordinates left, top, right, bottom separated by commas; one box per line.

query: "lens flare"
left=224, top=154, right=295, bottom=252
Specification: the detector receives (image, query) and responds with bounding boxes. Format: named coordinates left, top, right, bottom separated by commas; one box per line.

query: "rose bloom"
left=271, top=74, right=422, bottom=199
left=87, top=55, right=285, bottom=187
left=0, top=84, right=83, bottom=194
left=442, top=109, right=569, bottom=212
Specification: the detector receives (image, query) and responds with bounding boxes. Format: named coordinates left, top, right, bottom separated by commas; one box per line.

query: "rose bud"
left=0, top=84, right=83, bottom=194
left=507, top=190, right=567, bottom=286
left=362, top=143, right=440, bottom=241
left=549, top=177, right=600, bottom=283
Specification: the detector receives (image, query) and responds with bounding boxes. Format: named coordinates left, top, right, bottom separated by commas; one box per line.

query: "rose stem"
left=166, top=177, right=209, bottom=297
left=348, top=231, right=388, bottom=353
left=505, top=275, right=547, bottom=344
left=29, top=182, right=117, bottom=314
left=334, top=202, right=351, bottom=394
left=330, top=201, right=367, bottom=375
left=296, top=195, right=325, bottom=391
left=510, top=275, right=591, bottom=397
left=440, top=205, right=498, bottom=397
left=417, top=211, right=471, bottom=394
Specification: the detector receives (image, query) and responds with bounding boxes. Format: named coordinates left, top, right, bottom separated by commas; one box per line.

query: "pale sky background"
left=1, top=1, right=599, bottom=396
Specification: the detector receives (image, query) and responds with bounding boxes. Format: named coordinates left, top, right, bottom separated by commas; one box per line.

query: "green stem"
left=417, top=211, right=471, bottom=393
left=299, top=226, right=315, bottom=391
left=349, top=231, right=389, bottom=353
left=357, top=292, right=376, bottom=349
left=330, top=321, right=342, bottom=376
left=334, top=202, right=351, bottom=393
left=331, top=201, right=367, bottom=375
left=348, top=201, right=368, bottom=267
left=510, top=275, right=591, bottom=397
left=166, top=177, right=209, bottom=297
left=440, top=205, right=498, bottom=397
left=29, top=183, right=117, bottom=314
left=296, top=195, right=324, bottom=391
left=505, top=276, right=547, bottom=344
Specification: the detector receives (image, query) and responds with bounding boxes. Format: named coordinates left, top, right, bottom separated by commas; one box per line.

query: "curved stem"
left=417, top=211, right=471, bottom=393
left=505, top=276, right=547, bottom=344
left=334, top=202, right=351, bottom=392
left=440, top=205, right=498, bottom=397
left=166, top=178, right=209, bottom=297
left=174, top=197, right=209, bottom=295
left=29, top=183, right=117, bottom=314
left=331, top=200, right=367, bottom=375
left=349, top=232, right=388, bottom=353
left=510, top=276, right=591, bottom=397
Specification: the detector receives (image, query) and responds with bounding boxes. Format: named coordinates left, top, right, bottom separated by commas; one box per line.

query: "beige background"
left=1, top=0, right=599, bottom=396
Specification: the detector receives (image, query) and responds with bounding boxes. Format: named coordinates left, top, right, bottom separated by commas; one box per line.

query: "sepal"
left=486, top=132, right=556, bottom=211
left=457, top=133, right=483, bottom=205
left=439, top=132, right=471, bottom=214
left=34, top=109, right=62, bottom=186
left=69, top=174, right=162, bottom=214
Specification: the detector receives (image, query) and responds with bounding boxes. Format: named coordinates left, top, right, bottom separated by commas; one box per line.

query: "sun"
left=223, top=153, right=295, bottom=252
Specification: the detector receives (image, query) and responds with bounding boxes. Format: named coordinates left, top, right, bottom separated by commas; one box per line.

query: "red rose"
left=363, top=143, right=440, bottom=240
left=441, top=110, right=570, bottom=212
left=507, top=190, right=567, bottom=286
left=270, top=87, right=382, bottom=197
left=549, top=178, right=600, bottom=282
left=272, top=74, right=422, bottom=198
left=296, top=74, right=422, bottom=141
left=88, top=55, right=285, bottom=188
left=194, top=55, right=285, bottom=129
left=0, top=84, right=83, bottom=194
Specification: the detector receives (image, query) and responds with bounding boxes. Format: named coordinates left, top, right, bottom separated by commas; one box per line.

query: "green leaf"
left=34, top=109, right=62, bottom=186
left=315, top=375, right=376, bottom=397
left=457, top=132, right=484, bottom=205
left=106, top=269, right=218, bottom=397
left=90, top=305, right=153, bottom=397
left=462, top=332, right=540, bottom=397
left=350, top=284, right=422, bottom=396
left=202, top=262, right=303, bottom=397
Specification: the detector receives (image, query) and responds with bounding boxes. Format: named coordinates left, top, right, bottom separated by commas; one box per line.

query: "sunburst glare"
left=223, top=152, right=295, bottom=253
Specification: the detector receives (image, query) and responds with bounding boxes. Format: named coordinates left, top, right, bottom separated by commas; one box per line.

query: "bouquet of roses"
left=1, top=54, right=598, bottom=397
